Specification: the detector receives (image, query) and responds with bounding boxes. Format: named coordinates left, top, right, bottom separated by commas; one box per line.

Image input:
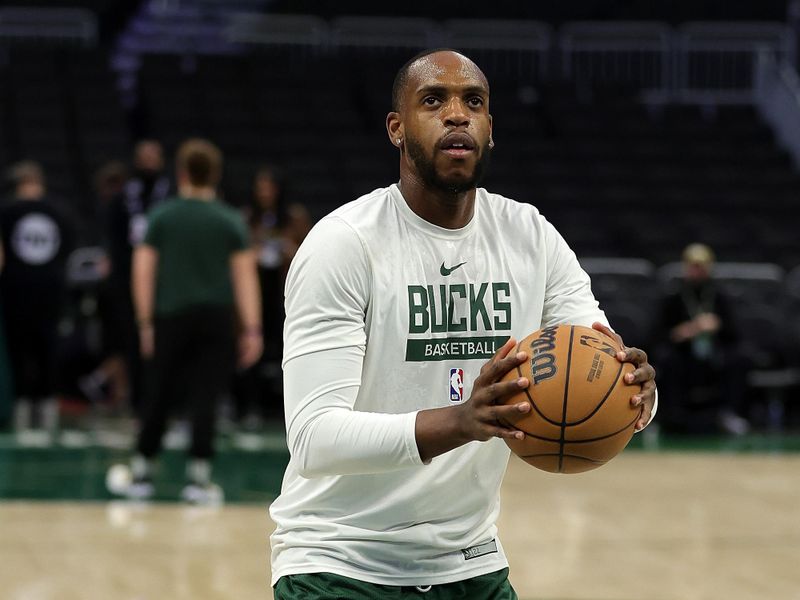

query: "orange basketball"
left=499, top=324, right=642, bottom=474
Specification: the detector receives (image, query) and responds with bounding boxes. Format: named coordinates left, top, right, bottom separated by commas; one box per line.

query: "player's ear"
left=386, top=112, right=404, bottom=149
left=488, top=113, right=494, bottom=149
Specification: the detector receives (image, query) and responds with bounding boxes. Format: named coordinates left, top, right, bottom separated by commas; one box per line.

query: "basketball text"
left=528, top=325, right=559, bottom=384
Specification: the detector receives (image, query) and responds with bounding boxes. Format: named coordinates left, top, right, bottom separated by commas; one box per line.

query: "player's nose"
left=443, top=97, right=469, bottom=128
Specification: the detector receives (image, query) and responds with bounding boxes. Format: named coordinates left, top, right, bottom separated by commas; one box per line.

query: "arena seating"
left=1, top=6, right=799, bottom=428
left=3, top=40, right=799, bottom=268
left=125, top=51, right=800, bottom=272
left=0, top=47, right=129, bottom=217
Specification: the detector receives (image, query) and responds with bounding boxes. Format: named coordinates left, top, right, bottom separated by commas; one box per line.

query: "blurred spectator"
left=105, top=141, right=172, bottom=413
left=113, top=138, right=262, bottom=504
left=233, top=166, right=310, bottom=425
left=76, top=161, right=132, bottom=409
left=656, top=243, right=751, bottom=435
left=0, top=161, right=76, bottom=434
left=0, top=244, right=12, bottom=428
left=91, top=160, right=129, bottom=246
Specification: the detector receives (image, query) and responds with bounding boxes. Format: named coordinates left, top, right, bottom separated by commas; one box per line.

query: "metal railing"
left=224, top=16, right=794, bottom=103
left=560, top=21, right=672, bottom=89
left=755, top=49, right=800, bottom=169
left=675, top=22, right=791, bottom=103
left=443, top=19, right=552, bottom=80
left=0, top=7, right=97, bottom=47
left=226, top=13, right=327, bottom=47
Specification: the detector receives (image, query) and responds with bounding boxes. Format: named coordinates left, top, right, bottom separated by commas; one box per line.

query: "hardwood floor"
left=1, top=452, right=798, bottom=599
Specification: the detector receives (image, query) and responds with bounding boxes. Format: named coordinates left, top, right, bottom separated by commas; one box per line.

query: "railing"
left=225, top=15, right=555, bottom=78
left=443, top=19, right=552, bottom=80
left=755, top=49, right=800, bottom=169
left=560, top=21, right=671, bottom=89
left=675, top=22, right=791, bottom=103
left=226, top=13, right=327, bottom=47
left=330, top=16, right=439, bottom=50
left=224, top=16, right=794, bottom=103
left=0, top=7, right=97, bottom=47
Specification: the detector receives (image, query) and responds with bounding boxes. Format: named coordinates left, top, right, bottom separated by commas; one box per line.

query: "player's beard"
left=405, top=136, right=491, bottom=195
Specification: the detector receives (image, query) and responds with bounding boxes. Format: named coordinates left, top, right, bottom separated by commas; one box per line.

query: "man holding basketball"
left=270, top=49, right=657, bottom=599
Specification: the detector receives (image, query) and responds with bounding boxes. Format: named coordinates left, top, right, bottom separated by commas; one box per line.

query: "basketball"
left=499, top=324, right=642, bottom=474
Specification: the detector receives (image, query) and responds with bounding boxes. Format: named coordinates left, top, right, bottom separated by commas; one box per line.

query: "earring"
left=489, top=139, right=495, bottom=148
left=396, top=138, right=402, bottom=145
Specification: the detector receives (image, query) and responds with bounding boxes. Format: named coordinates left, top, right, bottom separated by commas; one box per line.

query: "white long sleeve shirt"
left=270, top=184, right=647, bottom=587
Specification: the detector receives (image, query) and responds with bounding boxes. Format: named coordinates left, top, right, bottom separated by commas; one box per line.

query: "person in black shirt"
left=0, top=161, right=75, bottom=433
left=105, top=141, right=172, bottom=412
left=656, top=243, right=750, bottom=435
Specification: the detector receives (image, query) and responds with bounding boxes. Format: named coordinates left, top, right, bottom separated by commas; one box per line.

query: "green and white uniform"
left=271, top=184, right=624, bottom=587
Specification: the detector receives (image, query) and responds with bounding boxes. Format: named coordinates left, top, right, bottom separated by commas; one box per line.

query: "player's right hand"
left=456, top=338, right=531, bottom=443
left=238, top=331, right=263, bottom=369
left=139, top=324, right=154, bottom=359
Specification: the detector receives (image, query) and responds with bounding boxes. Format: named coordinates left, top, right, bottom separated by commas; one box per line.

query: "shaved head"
left=391, top=49, right=489, bottom=112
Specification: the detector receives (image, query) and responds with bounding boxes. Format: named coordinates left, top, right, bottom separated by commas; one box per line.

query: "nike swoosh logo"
left=440, top=261, right=467, bottom=276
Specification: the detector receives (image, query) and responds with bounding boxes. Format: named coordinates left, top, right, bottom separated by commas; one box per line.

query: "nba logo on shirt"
left=449, top=368, right=464, bottom=403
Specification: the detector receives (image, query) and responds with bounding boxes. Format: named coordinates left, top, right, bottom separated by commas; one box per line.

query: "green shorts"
left=273, top=568, right=518, bottom=599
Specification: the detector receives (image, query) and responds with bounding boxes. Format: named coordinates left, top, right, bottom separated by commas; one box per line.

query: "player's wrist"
left=451, top=402, right=479, bottom=444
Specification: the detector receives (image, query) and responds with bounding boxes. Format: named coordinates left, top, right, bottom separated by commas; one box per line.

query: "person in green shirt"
left=112, top=138, right=262, bottom=503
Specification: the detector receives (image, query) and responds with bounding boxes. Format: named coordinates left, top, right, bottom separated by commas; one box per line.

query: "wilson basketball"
left=499, top=324, right=642, bottom=474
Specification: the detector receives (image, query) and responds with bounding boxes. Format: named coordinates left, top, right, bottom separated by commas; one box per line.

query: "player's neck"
left=178, top=184, right=216, bottom=201
left=398, top=175, right=476, bottom=230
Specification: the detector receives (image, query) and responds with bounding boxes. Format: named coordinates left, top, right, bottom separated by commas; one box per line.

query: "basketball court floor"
left=1, top=431, right=799, bottom=600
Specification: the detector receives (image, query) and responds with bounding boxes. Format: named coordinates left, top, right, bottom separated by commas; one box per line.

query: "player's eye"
left=467, top=96, right=484, bottom=107
left=422, top=96, right=440, bottom=106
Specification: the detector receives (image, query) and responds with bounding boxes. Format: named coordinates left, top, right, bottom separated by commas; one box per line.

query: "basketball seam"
left=521, top=331, right=568, bottom=427
left=558, top=326, right=575, bottom=473
left=500, top=340, right=525, bottom=435
left=522, top=343, right=628, bottom=427
left=519, top=409, right=641, bottom=443
left=514, top=338, right=523, bottom=382
left=518, top=453, right=605, bottom=464
left=565, top=359, right=626, bottom=426
left=524, top=393, right=566, bottom=426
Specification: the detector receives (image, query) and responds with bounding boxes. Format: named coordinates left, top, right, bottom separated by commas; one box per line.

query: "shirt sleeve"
left=282, top=217, right=423, bottom=478
left=540, top=219, right=608, bottom=329
left=143, top=209, right=162, bottom=248
left=539, top=217, right=659, bottom=430
left=229, top=210, right=250, bottom=252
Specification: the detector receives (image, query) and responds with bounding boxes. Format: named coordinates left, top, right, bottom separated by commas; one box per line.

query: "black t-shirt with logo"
left=0, top=198, right=75, bottom=312
left=106, top=173, right=172, bottom=289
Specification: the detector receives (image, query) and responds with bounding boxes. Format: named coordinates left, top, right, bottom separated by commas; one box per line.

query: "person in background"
left=77, top=161, right=131, bottom=409
left=656, top=243, right=750, bottom=435
left=0, top=241, right=13, bottom=428
left=112, top=138, right=262, bottom=504
left=91, top=160, right=129, bottom=246
left=0, top=161, right=75, bottom=436
left=233, top=165, right=310, bottom=426
left=105, top=140, right=172, bottom=413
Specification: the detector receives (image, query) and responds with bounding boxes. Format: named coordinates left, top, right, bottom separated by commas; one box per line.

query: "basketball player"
left=270, top=50, right=657, bottom=598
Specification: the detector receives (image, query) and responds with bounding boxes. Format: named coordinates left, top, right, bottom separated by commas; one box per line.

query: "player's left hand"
left=592, top=322, right=656, bottom=431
